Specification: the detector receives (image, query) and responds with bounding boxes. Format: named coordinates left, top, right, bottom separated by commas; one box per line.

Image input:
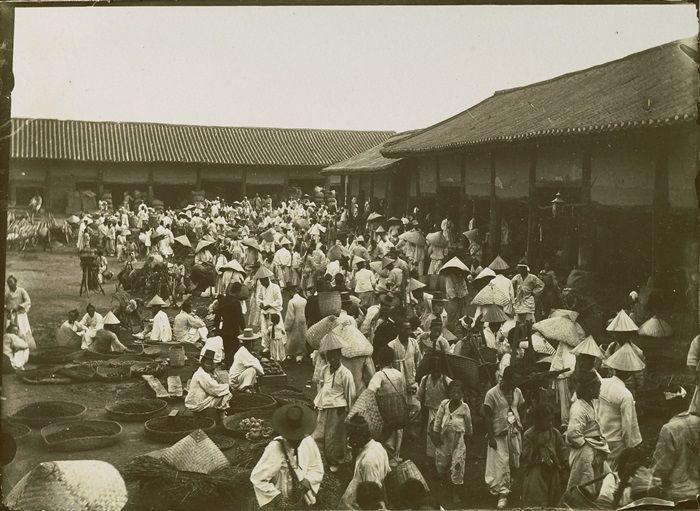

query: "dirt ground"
left=2, top=248, right=693, bottom=510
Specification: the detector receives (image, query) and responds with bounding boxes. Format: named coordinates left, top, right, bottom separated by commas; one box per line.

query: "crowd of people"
left=4, top=191, right=700, bottom=510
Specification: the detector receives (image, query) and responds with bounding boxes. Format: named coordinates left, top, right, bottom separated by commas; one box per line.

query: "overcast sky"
left=11, top=5, right=697, bottom=132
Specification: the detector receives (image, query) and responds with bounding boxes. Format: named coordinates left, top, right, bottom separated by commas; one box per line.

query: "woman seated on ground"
left=595, top=447, right=659, bottom=509
left=185, top=349, right=232, bottom=421
left=88, top=312, right=132, bottom=354
left=3, top=324, right=29, bottom=372
left=56, top=309, right=86, bottom=349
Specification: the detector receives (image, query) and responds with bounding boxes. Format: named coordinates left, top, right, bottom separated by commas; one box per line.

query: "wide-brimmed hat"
left=280, top=236, right=292, bottom=246
left=382, top=257, right=396, bottom=269
left=439, top=257, right=469, bottom=273
left=429, top=291, right=448, bottom=303
left=481, top=304, right=509, bottom=323
left=488, top=256, right=510, bottom=271
left=351, top=255, right=367, bottom=268
left=367, top=212, right=383, bottom=222
left=176, top=294, right=193, bottom=308
left=238, top=328, right=261, bottom=342
left=219, top=260, right=245, bottom=274
left=475, top=267, right=496, bottom=280
left=375, top=226, right=386, bottom=234
left=103, top=311, right=121, bottom=325
left=387, top=217, right=401, bottom=225
left=195, top=240, right=214, bottom=254
left=242, top=238, right=261, bottom=251
left=271, top=404, right=316, bottom=441
left=253, top=266, right=274, bottom=280
left=319, top=330, right=345, bottom=352
left=603, top=343, right=646, bottom=371
left=407, top=278, right=426, bottom=293
left=146, top=295, right=167, bottom=307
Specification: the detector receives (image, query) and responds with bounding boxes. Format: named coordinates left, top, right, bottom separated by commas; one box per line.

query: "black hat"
left=271, top=404, right=316, bottom=440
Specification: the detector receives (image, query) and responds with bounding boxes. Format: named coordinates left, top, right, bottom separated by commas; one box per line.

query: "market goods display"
left=11, top=401, right=87, bottom=428
left=144, top=415, right=216, bottom=443
left=105, top=399, right=168, bottom=422
left=95, top=365, right=132, bottom=382
left=19, top=367, right=73, bottom=385
left=259, top=357, right=285, bottom=375
left=56, top=364, right=96, bottom=382
left=223, top=408, right=275, bottom=438
left=270, top=387, right=313, bottom=408
left=227, top=392, right=276, bottom=414
left=129, top=360, right=168, bottom=377
left=237, top=417, right=274, bottom=441
left=41, top=420, right=122, bottom=452
left=30, top=347, right=82, bottom=365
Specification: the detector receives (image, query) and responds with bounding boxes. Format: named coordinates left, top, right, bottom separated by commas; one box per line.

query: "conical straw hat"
left=147, top=295, right=167, bottom=307
left=194, top=240, right=214, bottom=254
left=519, top=333, right=556, bottom=355
left=606, top=309, right=638, bottom=332
left=319, top=330, right=345, bottom=353
left=603, top=342, right=646, bottom=371
left=253, top=266, right=274, bottom=280
left=439, top=257, right=469, bottom=273
left=571, top=335, right=604, bottom=358
left=475, top=267, right=496, bottom=280
left=103, top=311, right=121, bottom=325
left=481, top=304, right=509, bottom=323
left=407, top=278, right=427, bottom=293
left=220, top=260, right=245, bottom=273
left=174, top=235, right=191, bottom=248
left=549, top=309, right=580, bottom=323
left=488, top=255, right=510, bottom=271
left=5, top=460, right=128, bottom=511
left=638, top=316, right=673, bottom=338
left=352, top=255, right=367, bottom=267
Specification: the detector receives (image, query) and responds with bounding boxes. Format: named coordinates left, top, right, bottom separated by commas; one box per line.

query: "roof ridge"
left=10, top=117, right=396, bottom=135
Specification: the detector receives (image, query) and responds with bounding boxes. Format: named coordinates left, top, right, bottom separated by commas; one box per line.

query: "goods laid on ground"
left=41, top=419, right=122, bottom=452
left=144, top=415, right=216, bottom=443
left=259, top=357, right=284, bottom=375
left=142, top=374, right=172, bottom=398
left=55, top=364, right=96, bottom=381
left=30, top=346, right=82, bottom=365
left=206, top=433, right=236, bottom=451
left=270, top=386, right=313, bottom=408
left=129, top=360, right=168, bottom=377
left=2, top=421, right=31, bottom=440
left=227, top=392, right=276, bottom=415
left=223, top=408, right=275, bottom=438
left=11, top=401, right=87, bottom=428
left=167, top=376, right=183, bottom=397
left=20, top=367, right=73, bottom=385
left=105, top=398, right=168, bottom=422
left=96, top=365, right=132, bottom=382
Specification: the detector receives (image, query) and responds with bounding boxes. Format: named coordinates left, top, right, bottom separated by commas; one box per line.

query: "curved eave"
left=381, top=113, right=697, bottom=158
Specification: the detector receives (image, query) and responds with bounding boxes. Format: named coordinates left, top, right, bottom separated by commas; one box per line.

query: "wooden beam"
left=488, top=150, right=500, bottom=260
left=97, top=168, right=104, bottom=196
left=652, top=134, right=670, bottom=283
left=241, top=167, right=247, bottom=197
left=459, top=154, right=467, bottom=233
left=577, top=144, right=594, bottom=270
left=147, top=167, right=154, bottom=202
left=526, top=145, right=537, bottom=263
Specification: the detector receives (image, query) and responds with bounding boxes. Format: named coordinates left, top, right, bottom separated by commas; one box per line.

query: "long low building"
left=324, top=37, right=698, bottom=303
left=9, top=118, right=394, bottom=211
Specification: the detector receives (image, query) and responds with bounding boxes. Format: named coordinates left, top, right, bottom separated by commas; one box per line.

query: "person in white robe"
left=511, top=262, right=544, bottom=323
left=340, top=415, right=392, bottom=510
left=79, top=303, right=104, bottom=350
left=255, top=270, right=283, bottom=350
left=229, top=328, right=265, bottom=391
left=284, top=287, right=308, bottom=363
left=139, top=295, right=172, bottom=343
left=200, top=334, right=225, bottom=364
left=4, top=276, right=36, bottom=351
left=273, top=238, right=294, bottom=289
left=250, top=404, right=324, bottom=508
left=3, top=324, right=29, bottom=371
left=184, top=349, right=232, bottom=417
left=595, top=373, right=642, bottom=469
left=172, top=300, right=208, bottom=344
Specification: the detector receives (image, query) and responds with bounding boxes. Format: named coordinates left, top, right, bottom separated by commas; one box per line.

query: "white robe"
left=184, top=366, right=232, bottom=412
left=150, top=310, right=172, bottom=342
left=79, top=312, right=104, bottom=349
left=340, top=440, right=391, bottom=509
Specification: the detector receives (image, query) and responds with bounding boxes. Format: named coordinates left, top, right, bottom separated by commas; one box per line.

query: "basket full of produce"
left=55, top=364, right=97, bottom=382
left=10, top=401, right=87, bottom=428
left=144, top=415, right=216, bottom=443
left=105, top=399, right=168, bottom=422
left=223, top=408, right=275, bottom=439
left=259, top=357, right=287, bottom=385
left=227, top=392, right=276, bottom=415
left=96, top=365, right=132, bottom=382
left=41, top=419, right=122, bottom=452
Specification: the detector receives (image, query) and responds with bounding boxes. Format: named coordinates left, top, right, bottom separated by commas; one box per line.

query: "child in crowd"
left=520, top=402, right=568, bottom=507
left=432, top=380, right=473, bottom=505
left=417, top=355, right=452, bottom=460
left=267, top=312, right=287, bottom=363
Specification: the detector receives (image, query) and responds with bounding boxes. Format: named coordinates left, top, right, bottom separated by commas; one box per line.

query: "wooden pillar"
left=458, top=154, right=467, bottom=233
left=385, top=173, right=392, bottom=216
left=241, top=168, right=247, bottom=197
left=489, top=150, right=501, bottom=260
left=147, top=167, right=154, bottom=202
left=652, top=134, right=670, bottom=283
left=195, top=166, right=202, bottom=191
left=97, top=168, right=104, bottom=196
left=435, top=157, right=441, bottom=222
left=526, top=146, right=537, bottom=263
left=578, top=144, right=595, bottom=270
left=340, top=174, right=347, bottom=207
left=44, top=167, right=52, bottom=209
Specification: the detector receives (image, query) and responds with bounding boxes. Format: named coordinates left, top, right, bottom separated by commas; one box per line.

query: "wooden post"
left=578, top=144, right=594, bottom=270
left=241, top=167, right=247, bottom=197
left=489, top=150, right=501, bottom=259
left=652, top=134, right=670, bottom=283
left=459, top=154, right=467, bottom=233
left=384, top=173, right=392, bottom=216
left=97, top=168, right=104, bottom=196
left=526, top=145, right=537, bottom=263
left=147, top=167, right=154, bottom=202
left=44, top=167, right=52, bottom=209
left=340, top=174, right=347, bottom=207
left=0, top=4, right=15, bottom=291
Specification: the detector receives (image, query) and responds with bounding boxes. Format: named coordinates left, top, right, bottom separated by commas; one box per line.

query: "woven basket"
left=20, top=367, right=73, bottom=385
left=228, top=392, right=277, bottom=415
left=270, top=387, right=313, bottom=408
left=144, top=416, right=216, bottom=443
left=158, top=429, right=229, bottom=474
left=96, top=365, right=132, bottom=382
left=376, top=392, right=409, bottom=431
left=11, top=401, right=87, bottom=428
left=2, top=421, right=31, bottom=440
left=318, top=291, right=341, bottom=318
left=336, top=324, right=373, bottom=359
left=41, top=420, right=122, bottom=452
left=56, top=364, right=96, bottom=382
left=385, top=460, right=429, bottom=507
left=223, top=408, right=275, bottom=438
left=105, top=399, right=168, bottom=422
left=5, top=460, right=128, bottom=511
left=306, top=316, right=341, bottom=350
left=347, top=389, right=384, bottom=439
left=30, top=347, right=82, bottom=365
left=445, top=353, right=480, bottom=389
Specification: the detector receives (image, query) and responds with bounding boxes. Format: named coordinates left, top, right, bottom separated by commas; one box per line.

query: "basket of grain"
left=144, top=416, right=216, bottom=443
left=41, top=419, right=122, bottom=452
left=96, top=365, right=132, bottom=382
left=223, top=408, right=275, bottom=439
left=10, top=401, right=87, bottom=428
left=227, top=392, right=276, bottom=415
left=105, top=399, right=168, bottom=422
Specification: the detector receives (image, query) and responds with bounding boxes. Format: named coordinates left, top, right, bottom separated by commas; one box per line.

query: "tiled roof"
left=10, top=118, right=395, bottom=167
left=383, top=37, right=698, bottom=156
left=321, top=131, right=416, bottom=175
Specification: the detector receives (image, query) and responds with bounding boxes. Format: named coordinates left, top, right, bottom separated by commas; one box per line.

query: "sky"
left=11, top=5, right=698, bottom=132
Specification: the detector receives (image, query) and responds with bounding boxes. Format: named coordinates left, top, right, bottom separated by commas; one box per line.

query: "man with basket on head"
left=250, top=404, right=324, bottom=509
left=313, top=330, right=356, bottom=473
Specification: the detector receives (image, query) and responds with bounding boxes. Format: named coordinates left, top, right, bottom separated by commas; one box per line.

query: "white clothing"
left=79, top=312, right=104, bottom=349
left=340, top=440, right=391, bottom=509
left=200, top=336, right=224, bottom=364
left=149, top=310, right=172, bottom=342
left=3, top=333, right=29, bottom=370
left=595, top=376, right=642, bottom=448
left=250, top=436, right=324, bottom=507
left=353, top=268, right=376, bottom=294
left=184, top=366, right=232, bottom=412
left=229, top=345, right=264, bottom=386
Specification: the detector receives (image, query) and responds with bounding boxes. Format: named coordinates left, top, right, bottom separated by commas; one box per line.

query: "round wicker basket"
left=227, top=392, right=276, bottom=415
left=105, top=399, right=168, bottom=422
left=11, top=401, right=87, bottom=428
left=41, top=420, right=122, bottom=452
left=144, top=416, right=216, bottom=443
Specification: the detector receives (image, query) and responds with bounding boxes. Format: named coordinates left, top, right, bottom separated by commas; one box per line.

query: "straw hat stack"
left=5, top=460, right=128, bottom=511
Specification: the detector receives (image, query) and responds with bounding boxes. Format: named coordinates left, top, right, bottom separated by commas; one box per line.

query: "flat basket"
left=96, top=365, right=132, bottom=382
left=227, top=392, right=276, bottom=415
left=222, top=408, right=275, bottom=438
left=41, top=419, right=122, bottom=452
left=144, top=415, right=216, bottom=443
left=10, top=401, right=87, bottom=428
left=105, top=398, right=168, bottom=422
